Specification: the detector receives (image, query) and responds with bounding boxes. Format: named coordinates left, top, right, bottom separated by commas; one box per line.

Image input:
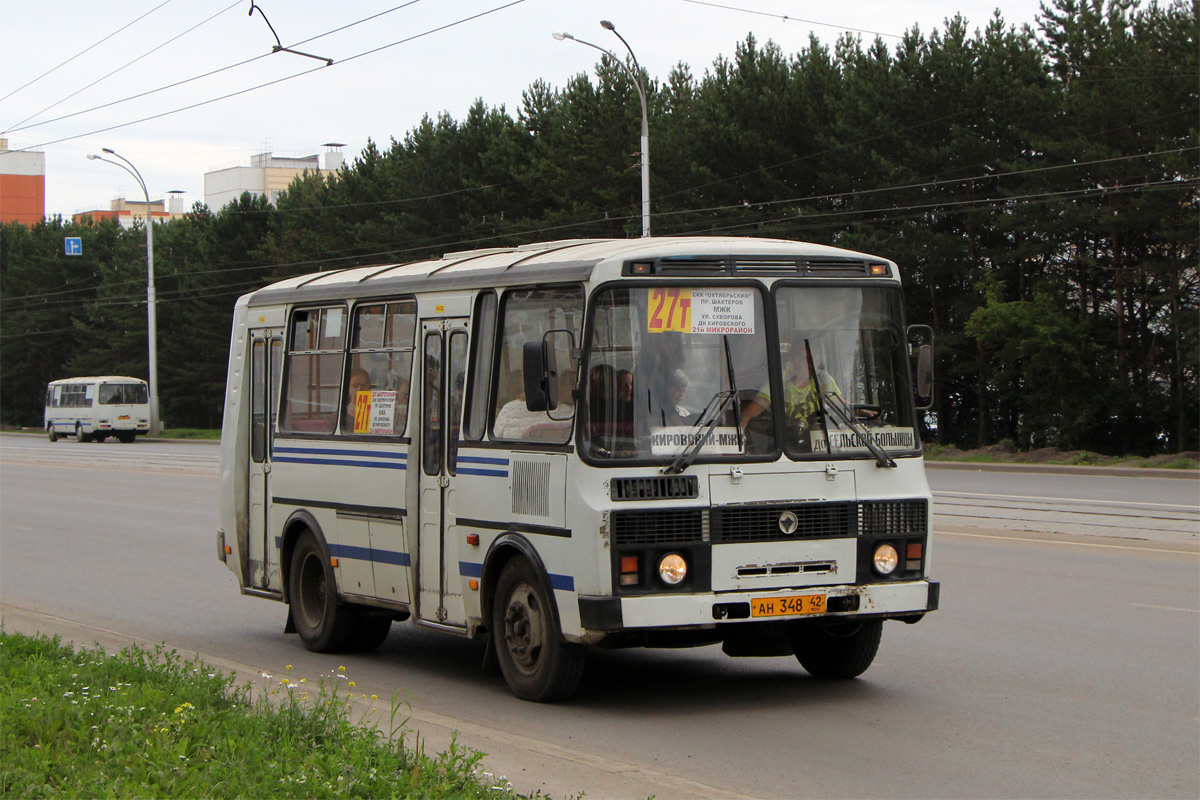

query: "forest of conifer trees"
left=2, top=0, right=1196, bottom=454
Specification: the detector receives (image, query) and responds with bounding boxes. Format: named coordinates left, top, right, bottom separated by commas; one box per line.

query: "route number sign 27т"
left=647, top=288, right=756, bottom=335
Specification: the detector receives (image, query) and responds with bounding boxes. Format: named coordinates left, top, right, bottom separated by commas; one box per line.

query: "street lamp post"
left=86, top=149, right=161, bottom=436
left=554, top=20, right=651, bottom=237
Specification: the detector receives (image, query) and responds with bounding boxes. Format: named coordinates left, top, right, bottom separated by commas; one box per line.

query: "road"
left=1, top=434, right=1197, bottom=799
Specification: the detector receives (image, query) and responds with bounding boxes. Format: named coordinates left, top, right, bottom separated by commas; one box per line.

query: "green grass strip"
left=0, top=632, right=535, bottom=799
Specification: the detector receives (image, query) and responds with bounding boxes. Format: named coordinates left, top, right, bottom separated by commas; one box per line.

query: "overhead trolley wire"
left=680, top=0, right=903, bottom=40
left=3, top=0, right=244, bottom=135
left=2, top=1, right=428, bottom=136
left=13, top=0, right=525, bottom=150
left=0, top=0, right=177, bottom=104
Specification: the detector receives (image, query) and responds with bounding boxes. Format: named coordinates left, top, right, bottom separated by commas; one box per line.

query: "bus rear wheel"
left=788, top=619, right=883, bottom=679
left=288, top=531, right=357, bottom=653
left=491, top=557, right=584, bottom=702
left=117, top=432, right=135, bottom=443
left=47, top=426, right=57, bottom=442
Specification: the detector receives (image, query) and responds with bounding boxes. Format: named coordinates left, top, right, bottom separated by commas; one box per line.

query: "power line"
left=15, top=0, right=527, bottom=151
left=0, top=0, right=177, bottom=103
left=679, top=0, right=903, bottom=40
left=6, top=174, right=1194, bottom=316
left=3, top=0, right=243, bottom=135
left=3, top=0, right=431, bottom=136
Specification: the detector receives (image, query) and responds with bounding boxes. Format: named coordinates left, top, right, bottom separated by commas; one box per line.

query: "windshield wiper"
left=804, top=339, right=895, bottom=468
left=723, top=335, right=744, bottom=451
left=662, top=390, right=736, bottom=475
left=822, top=392, right=897, bottom=468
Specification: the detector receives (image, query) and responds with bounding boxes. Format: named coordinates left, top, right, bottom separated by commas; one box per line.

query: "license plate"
left=750, top=594, right=826, bottom=618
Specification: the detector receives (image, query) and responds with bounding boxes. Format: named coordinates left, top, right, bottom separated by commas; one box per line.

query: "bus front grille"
left=612, top=508, right=706, bottom=545
left=713, top=502, right=854, bottom=542
left=612, top=500, right=927, bottom=546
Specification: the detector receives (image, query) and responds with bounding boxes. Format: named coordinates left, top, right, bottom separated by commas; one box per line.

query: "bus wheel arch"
left=480, top=534, right=559, bottom=635
left=482, top=534, right=584, bottom=702
left=279, top=509, right=324, bottom=605
left=281, top=513, right=358, bottom=653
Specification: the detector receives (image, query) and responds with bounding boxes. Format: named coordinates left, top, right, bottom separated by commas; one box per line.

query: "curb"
left=925, top=460, right=1199, bottom=480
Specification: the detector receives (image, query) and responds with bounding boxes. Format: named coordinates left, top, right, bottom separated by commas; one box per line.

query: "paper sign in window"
left=647, top=288, right=755, bottom=335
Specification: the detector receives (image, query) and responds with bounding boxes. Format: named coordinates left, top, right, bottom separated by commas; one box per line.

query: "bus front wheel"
left=788, top=619, right=883, bottom=679
left=491, top=557, right=584, bottom=702
left=288, top=531, right=357, bottom=653
left=47, top=425, right=57, bottom=442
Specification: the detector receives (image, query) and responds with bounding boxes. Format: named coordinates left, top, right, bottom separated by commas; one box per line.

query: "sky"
left=1, top=0, right=1048, bottom=220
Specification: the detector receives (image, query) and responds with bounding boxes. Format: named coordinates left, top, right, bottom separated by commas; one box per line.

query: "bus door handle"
left=438, top=475, right=449, bottom=488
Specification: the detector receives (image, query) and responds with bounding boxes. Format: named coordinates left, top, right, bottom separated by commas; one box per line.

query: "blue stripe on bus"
left=328, top=543, right=411, bottom=567
left=459, top=562, right=574, bottom=592
left=275, top=446, right=407, bottom=460
left=273, top=455, right=407, bottom=470
left=272, top=537, right=411, bottom=568
left=455, top=455, right=509, bottom=477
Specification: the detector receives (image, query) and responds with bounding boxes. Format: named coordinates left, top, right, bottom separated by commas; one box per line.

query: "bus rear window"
left=99, top=384, right=148, bottom=404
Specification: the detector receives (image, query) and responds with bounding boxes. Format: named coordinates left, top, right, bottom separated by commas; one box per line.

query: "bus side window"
left=490, top=285, right=583, bottom=443
left=280, top=306, right=346, bottom=435
left=463, top=292, right=497, bottom=441
left=341, top=300, right=415, bottom=436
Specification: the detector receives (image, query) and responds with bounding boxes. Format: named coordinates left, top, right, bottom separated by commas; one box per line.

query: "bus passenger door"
left=417, top=319, right=469, bottom=628
left=247, top=330, right=283, bottom=590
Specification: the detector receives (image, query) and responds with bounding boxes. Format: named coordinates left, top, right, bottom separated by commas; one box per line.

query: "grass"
left=923, top=442, right=1199, bottom=470
left=158, top=428, right=221, bottom=440
left=0, top=631, right=536, bottom=799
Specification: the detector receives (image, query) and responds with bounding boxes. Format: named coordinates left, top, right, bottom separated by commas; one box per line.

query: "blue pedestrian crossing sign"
left=64, top=237, right=82, bottom=256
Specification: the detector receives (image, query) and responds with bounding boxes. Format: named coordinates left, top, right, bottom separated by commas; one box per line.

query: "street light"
left=86, top=148, right=161, bottom=436
left=554, top=20, right=651, bottom=237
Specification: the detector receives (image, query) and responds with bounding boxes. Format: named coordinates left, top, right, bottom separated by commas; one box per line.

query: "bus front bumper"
left=578, top=579, right=939, bottom=632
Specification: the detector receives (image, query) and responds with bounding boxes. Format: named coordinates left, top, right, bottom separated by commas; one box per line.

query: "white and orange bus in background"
left=45, top=376, right=151, bottom=443
left=218, top=237, right=939, bottom=701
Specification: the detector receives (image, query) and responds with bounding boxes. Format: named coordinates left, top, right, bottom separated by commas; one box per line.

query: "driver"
left=740, top=337, right=840, bottom=438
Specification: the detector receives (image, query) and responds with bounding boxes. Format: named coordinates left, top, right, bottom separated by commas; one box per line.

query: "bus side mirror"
left=522, top=341, right=558, bottom=412
left=907, top=325, right=934, bottom=410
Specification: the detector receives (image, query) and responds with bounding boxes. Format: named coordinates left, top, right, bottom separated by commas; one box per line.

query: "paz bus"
left=217, top=236, right=938, bottom=701
left=45, top=376, right=150, bottom=443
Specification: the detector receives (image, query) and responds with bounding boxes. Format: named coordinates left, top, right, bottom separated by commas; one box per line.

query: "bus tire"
left=492, top=557, right=584, bottom=702
left=288, top=531, right=357, bottom=653
left=117, top=432, right=135, bottom=444
left=74, top=424, right=88, bottom=443
left=47, top=425, right=57, bottom=442
left=788, top=619, right=883, bottom=679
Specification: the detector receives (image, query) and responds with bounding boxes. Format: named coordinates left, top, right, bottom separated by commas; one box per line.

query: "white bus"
left=218, top=237, right=939, bottom=701
left=45, top=376, right=151, bottom=443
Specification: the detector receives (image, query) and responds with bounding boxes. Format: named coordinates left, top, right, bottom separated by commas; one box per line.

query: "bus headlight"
left=658, top=553, right=688, bottom=585
left=873, top=543, right=899, bottom=575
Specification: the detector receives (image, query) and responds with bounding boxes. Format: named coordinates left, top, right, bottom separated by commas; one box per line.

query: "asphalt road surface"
left=2, top=434, right=1197, bottom=799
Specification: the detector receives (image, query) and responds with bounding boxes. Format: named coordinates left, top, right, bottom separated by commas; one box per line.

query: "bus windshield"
left=98, top=383, right=149, bottom=405
left=582, top=284, right=918, bottom=463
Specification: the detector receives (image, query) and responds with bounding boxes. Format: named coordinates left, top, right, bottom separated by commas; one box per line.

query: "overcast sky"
left=1, top=0, right=1048, bottom=219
